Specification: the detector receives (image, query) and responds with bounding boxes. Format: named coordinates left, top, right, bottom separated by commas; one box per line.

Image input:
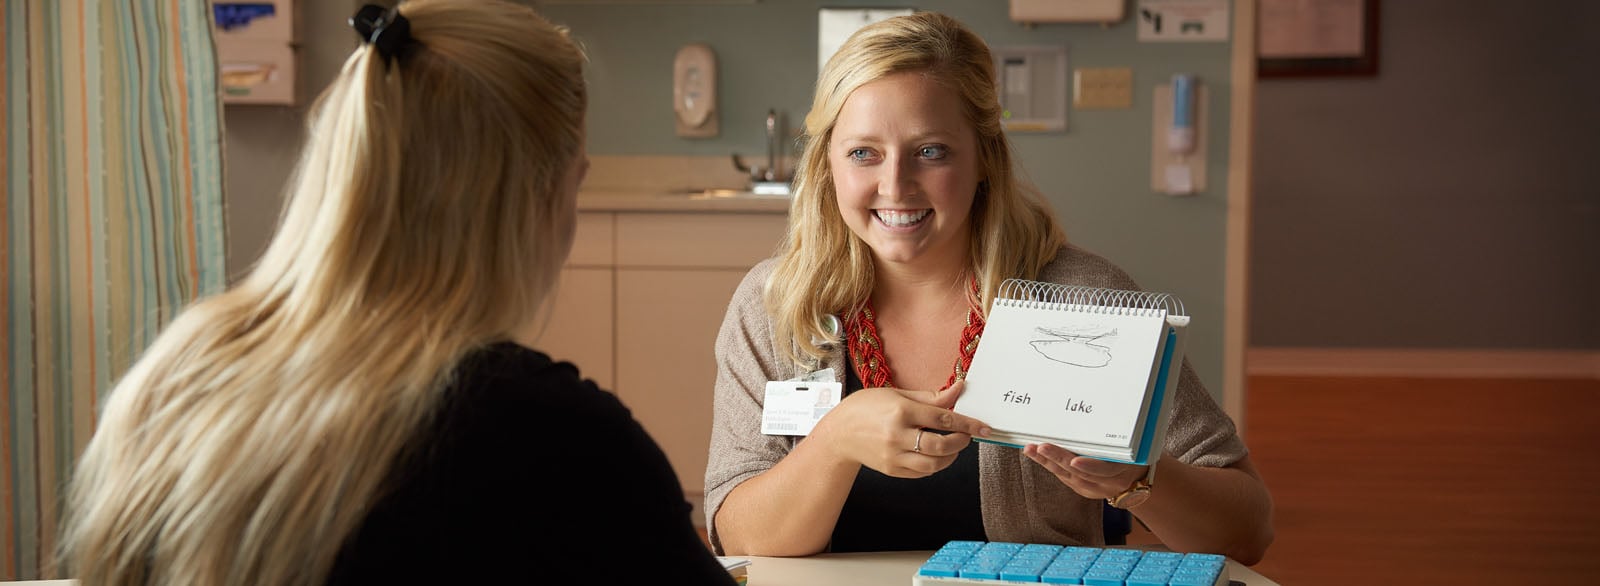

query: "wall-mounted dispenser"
left=674, top=43, right=718, bottom=138
left=1151, top=74, right=1206, bottom=195
left=213, top=0, right=296, bottom=105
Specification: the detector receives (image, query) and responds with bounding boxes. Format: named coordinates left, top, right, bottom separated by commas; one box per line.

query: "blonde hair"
left=767, top=11, right=1066, bottom=364
left=57, top=1, right=586, bottom=584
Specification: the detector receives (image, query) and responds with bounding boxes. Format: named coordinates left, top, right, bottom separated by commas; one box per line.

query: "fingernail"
left=979, top=427, right=992, bottom=437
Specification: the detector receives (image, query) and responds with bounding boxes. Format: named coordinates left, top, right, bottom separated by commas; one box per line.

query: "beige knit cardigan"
left=703, top=245, right=1247, bottom=554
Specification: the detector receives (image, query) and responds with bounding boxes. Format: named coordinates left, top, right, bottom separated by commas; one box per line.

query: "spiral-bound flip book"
left=954, top=279, right=1190, bottom=464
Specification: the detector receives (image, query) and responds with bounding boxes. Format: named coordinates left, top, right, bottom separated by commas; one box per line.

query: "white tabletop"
left=0, top=551, right=1279, bottom=586
left=740, top=549, right=1280, bottom=586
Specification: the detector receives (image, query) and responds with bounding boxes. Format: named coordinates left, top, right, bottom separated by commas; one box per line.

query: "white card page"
left=959, top=302, right=1167, bottom=448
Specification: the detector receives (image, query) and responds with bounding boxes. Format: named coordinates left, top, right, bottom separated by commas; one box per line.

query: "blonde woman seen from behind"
left=705, top=11, right=1273, bottom=563
left=58, top=2, right=735, bottom=584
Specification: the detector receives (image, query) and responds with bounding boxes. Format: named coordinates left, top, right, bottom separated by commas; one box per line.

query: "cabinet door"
left=615, top=268, right=748, bottom=501
left=567, top=212, right=614, bottom=268
left=539, top=267, right=615, bottom=391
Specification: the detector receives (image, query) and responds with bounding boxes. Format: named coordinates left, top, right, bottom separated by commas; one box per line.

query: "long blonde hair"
left=57, top=1, right=586, bottom=584
left=767, top=11, right=1066, bottom=364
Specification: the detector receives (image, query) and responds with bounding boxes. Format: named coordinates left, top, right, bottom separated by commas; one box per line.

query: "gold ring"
left=912, top=429, right=924, bottom=453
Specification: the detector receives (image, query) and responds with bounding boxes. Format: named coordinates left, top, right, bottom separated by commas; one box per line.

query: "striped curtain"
left=2, top=0, right=227, bottom=579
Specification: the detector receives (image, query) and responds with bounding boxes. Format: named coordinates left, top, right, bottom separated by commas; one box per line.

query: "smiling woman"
left=702, top=10, right=1273, bottom=565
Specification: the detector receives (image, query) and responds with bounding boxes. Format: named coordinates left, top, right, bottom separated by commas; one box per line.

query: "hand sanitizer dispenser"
left=1151, top=74, right=1205, bottom=196
left=674, top=43, right=718, bottom=138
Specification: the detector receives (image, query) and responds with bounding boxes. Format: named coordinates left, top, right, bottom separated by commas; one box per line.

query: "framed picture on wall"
left=1257, top=0, right=1379, bottom=78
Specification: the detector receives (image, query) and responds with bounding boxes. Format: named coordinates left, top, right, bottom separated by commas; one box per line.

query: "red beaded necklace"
left=843, top=281, right=986, bottom=391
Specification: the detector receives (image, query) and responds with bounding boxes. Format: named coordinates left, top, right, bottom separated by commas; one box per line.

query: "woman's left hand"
left=1022, top=443, right=1147, bottom=500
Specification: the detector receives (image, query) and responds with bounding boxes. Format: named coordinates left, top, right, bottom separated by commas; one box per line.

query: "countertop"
left=576, top=189, right=791, bottom=213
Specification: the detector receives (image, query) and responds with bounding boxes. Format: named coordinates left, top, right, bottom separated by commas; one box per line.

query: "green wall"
left=540, top=0, right=1237, bottom=395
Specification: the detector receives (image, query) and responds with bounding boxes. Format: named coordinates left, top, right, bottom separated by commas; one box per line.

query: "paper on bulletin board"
left=1137, top=0, right=1230, bottom=42
left=818, top=8, right=913, bottom=74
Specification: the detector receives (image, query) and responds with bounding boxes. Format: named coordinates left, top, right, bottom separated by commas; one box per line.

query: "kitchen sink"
left=674, top=181, right=792, bottom=200
left=688, top=188, right=790, bottom=200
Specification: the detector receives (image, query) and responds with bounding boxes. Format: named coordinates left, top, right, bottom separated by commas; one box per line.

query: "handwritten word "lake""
left=1065, top=397, right=1094, bottom=414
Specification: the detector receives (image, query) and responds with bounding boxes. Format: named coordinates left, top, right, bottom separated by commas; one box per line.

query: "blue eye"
left=847, top=148, right=873, bottom=162
left=919, top=145, right=948, bottom=159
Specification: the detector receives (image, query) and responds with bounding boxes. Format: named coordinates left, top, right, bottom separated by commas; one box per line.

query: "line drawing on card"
left=1028, top=325, right=1117, bottom=368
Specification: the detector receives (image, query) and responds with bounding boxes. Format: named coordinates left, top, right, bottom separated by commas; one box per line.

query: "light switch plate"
left=1074, top=67, right=1133, bottom=109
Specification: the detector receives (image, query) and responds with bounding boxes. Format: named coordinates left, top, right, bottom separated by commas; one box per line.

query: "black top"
left=828, top=353, right=987, bottom=553
left=328, top=343, right=735, bottom=585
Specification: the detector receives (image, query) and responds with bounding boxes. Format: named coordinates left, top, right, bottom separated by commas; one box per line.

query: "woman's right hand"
left=807, top=380, right=991, bottom=478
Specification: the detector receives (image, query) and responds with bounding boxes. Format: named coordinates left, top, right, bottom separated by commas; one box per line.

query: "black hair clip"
left=349, top=4, right=413, bottom=66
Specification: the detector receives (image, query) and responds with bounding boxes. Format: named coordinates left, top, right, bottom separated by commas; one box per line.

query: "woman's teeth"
left=875, top=209, right=930, bottom=227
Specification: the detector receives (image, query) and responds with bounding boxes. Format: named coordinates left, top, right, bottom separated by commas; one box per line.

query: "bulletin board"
left=1257, top=0, right=1379, bottom=78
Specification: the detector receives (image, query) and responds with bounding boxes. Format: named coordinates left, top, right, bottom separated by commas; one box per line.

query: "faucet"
left=732, top=109, right=790, bottom=187
left=764, top=109, right=780, bottom=181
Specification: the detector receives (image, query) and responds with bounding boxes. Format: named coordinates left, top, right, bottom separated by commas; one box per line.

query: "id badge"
left=761, top=377, right=842, bottom=437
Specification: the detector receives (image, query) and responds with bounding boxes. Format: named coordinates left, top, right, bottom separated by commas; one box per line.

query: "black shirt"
left=827, top=354, right=987, bottom=552
left=328, top=343, right=735, bottom=585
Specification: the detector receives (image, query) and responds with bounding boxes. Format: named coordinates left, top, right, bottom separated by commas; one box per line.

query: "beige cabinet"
left=538, top=209, right=787, bottom=517
left=544, top=268, right=614, bottom=389
left=615, top=268, right=748, bottom=506
left=541, top=213, right=617, bottom=389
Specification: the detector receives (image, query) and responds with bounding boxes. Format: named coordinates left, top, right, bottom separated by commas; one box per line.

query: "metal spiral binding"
left=994, top=278, right=1186, bottom=317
